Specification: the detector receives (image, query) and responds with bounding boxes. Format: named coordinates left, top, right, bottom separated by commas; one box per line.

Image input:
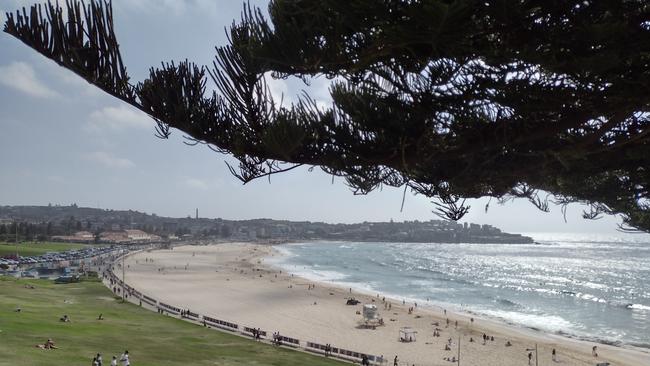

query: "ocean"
left=270, top=233, right=650, bottom=349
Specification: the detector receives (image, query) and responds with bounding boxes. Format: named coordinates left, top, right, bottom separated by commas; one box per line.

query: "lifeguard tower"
left=359, top=304, right=383, bottom=329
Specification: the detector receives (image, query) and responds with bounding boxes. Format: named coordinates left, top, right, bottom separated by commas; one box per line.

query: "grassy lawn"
left=0, top=242, right=91, bottom=257
left=0, top=277, right=346, bottom=366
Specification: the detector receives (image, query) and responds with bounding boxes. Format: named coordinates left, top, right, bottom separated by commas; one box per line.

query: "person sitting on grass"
left=98, top=314, right=104, bottom=320
left=120, top=350, right=130, bottom=366
left=35, top=338, right=57, bottom=349
left=60, top=314, right=70, bottom=322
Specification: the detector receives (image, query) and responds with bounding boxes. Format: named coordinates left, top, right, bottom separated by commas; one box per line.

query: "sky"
left=0, top=0, right=633, bottom=234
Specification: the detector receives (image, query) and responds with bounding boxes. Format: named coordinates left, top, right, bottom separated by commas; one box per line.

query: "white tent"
left=399, top=327, right=417, bottom=342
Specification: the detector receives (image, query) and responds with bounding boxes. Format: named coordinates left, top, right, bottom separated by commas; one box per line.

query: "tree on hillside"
left=3, top=1, right=650, bottom=230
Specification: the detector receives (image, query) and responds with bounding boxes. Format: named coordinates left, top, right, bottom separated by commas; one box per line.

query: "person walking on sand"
left=528, top=352, right=533, bottom=365
left=552, top=348, right=557, bottom=362
left=592, top=345, right=598, bottom=357
left=393, top=355, right=398, bottom=366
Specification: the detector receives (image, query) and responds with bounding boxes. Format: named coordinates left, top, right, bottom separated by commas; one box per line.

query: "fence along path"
left=105, top=262, right=384, bottom=365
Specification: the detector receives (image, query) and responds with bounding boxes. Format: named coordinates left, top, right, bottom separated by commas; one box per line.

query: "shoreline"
left=268, top=243, right=650, bottom=355
left=123, top=242, right=649, bottom=366
left=269, top=240, right=650, bottom=352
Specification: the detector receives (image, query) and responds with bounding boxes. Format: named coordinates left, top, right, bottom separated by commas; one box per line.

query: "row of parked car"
left=0, top=245, right=118, bottom=267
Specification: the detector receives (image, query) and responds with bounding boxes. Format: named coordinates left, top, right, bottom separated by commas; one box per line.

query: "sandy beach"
left=122, top=243, right=649, bottom=366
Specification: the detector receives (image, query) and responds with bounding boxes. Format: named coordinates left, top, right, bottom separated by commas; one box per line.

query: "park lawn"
left=0, top=277, right=346, bottom=366
left=0, top=242, right=91, bottom=257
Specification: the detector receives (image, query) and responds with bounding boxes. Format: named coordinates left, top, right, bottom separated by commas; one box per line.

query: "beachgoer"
left=490, top=336, right=494, bottom=341
left=393, top=355, right=398, bottom=366
left=361, top=354, right=369, bottom=366
left=552, top=348, right=557, bottom=362
left=592, top=345, right=598, bottom=357
left=505, top=340, right=512, bottom=347
left=528, top=352, right=533, bottom=365
left=120, top=350, right=130, bottom=366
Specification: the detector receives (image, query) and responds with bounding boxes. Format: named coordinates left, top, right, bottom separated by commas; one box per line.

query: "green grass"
left=0, top=242, right=91, bottom=257
left=0, top=277, right=346, bottom=366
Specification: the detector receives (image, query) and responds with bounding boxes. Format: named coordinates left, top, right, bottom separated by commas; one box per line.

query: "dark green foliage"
left=3, top=1, right=650, bottom=230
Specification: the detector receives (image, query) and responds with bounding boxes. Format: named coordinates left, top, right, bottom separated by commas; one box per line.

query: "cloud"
left=38, top=58, right=103, bottom=98
left=86, top=105, right=152, bottom=132
left=0, top=61, right=59, bottom=98
left=184, top=178, right=209, bottom=190
left=183, top=177, right=224, bottom=190
left=46, top=175, right=65, bottom=183
left=264, top=72, right=294, bottom=107
left=85, top=151, right=135, bottom=169
left=117, top=0, right=217, bottom=15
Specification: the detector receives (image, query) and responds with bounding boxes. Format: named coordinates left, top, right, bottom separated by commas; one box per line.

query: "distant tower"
left=195, top=208, right=198, bottom=219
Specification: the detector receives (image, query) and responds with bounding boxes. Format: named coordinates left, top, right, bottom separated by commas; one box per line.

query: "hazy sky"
left=0, top=0, right=633, bottom=234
